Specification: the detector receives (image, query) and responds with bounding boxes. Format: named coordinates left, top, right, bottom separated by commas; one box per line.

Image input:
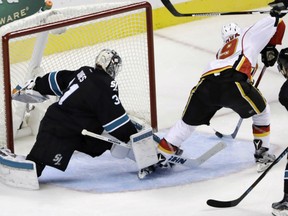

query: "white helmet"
left=221, top=23, right=241, bottom=43
left=95, top=49, right=122, bottom=79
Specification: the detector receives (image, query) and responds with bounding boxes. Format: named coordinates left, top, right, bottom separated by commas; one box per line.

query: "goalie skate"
left=137, top=165, right=156, bottom=179
left=0, top=148, right=39, bottom=190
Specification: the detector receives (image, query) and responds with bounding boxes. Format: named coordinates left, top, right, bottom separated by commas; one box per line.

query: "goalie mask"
left=95, top=49, right=122, bottom=79
left=221, top=22, right=241, bottom=43
left=277, top=48, right=288, bottom=79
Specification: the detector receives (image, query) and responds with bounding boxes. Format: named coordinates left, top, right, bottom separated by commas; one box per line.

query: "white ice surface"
left=2, top=12, right=288, bottom=216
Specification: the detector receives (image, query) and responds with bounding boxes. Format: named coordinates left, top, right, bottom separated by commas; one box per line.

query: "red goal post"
left=0, top=1, right=157, bottom=152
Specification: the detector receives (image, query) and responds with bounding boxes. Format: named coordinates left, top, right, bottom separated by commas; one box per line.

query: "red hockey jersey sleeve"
left=268, top=19, right=286, bottom=45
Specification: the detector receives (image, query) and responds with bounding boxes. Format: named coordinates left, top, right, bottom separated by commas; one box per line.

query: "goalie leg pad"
left=0, top=148, right=39, bottom=190
left=110, top=143, right=131, bottom=159
left=131, top=128, right=158, bottom=169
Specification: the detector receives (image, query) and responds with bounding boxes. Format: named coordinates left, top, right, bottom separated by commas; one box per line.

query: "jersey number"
left=218, top=38, right=238, bottom=59
left=58, top=71, right=87, bottom=105
left=58, top=84, right=79, bottom=105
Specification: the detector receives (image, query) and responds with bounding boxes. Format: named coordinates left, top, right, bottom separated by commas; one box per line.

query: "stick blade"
left=214, top=131, right=223, bottom=138
left=206, top=199, right=239, bottom=208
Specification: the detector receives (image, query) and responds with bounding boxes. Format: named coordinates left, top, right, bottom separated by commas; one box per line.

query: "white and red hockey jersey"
left=201, top=16, right=285, bottom=79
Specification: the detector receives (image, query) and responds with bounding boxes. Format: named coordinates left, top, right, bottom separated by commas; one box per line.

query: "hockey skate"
left=160, top=147, right=184, bottom=168
left=272, top=194, right=288, bottom=216
left=137, top=165, right=156, bottom=179
left=137, top=139, right=183, bottom=179
left=253, top=139, right=275, bottom=173
left=157, top=138, right=183, bottom=168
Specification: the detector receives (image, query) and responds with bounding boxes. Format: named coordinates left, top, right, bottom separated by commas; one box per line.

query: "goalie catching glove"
left=12, top=77, right=38, bottom=95
left=261, top=45, right=279, bottom=67
left=24, top=78, right=38, bottom=90
left=12, top=77, right=49, bottom=103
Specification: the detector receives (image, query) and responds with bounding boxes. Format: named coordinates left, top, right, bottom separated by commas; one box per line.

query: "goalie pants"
left=26, top=117, right=112, bottom=177
left=182, top=69, right=267, bottom=126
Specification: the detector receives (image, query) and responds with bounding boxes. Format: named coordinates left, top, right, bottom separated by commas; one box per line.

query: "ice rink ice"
left=2, top=9, right=288, bottom=216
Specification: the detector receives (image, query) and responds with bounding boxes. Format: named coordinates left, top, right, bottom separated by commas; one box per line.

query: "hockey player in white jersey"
left=146, top=0, right=287, bottom=176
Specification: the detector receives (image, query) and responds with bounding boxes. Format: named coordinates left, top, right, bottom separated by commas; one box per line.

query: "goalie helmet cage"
left=0, top=1, right=157, bottom=152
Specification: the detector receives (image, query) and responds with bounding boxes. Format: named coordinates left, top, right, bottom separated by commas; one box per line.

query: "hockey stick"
left=207, top=147, right=288, bottom=208
left=161, top=0, right=288, bottom=17
left=82, top=129, right=131, bottom=148
left=82, top=129, right=159, bottom=169
left=214, top=66, right=267, bottom=139
left=214, top=118, right=243, bottom=139
left=152, top=134, right=227, bottom=168
left=82, top=129, right=227, bottom=168
left=167, top=141, right=227, bottom=167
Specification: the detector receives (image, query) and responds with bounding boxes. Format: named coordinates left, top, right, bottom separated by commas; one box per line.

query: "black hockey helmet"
left=95, top=49, right=122, bottom=79
left=277, top=48, right=288, bottom=79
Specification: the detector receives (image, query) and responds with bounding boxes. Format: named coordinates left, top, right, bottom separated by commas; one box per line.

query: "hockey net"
left=0, top=1, right=157, bottom=151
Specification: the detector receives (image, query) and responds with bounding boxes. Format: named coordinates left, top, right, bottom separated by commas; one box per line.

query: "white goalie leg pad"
left=0, top=149, right=39, bottom=190
left=130, top=128, right=158, bottom=169
left=81, top=129, right=156, bottom=168
left=110, top=143, right=131, bottom=159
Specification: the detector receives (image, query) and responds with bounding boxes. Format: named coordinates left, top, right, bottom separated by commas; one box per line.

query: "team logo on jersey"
left=110, top=80, right=118, bottom=92
left=53, top=154, right=63, bottom=166
left=0, top=0, right=49, bottom=27
left=77, top=71, right=87, bottom=82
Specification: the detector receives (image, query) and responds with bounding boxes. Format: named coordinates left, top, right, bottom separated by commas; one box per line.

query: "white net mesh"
left=0, top=2, right=156, bottom=149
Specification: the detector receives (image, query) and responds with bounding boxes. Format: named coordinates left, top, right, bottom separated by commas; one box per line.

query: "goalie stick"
left=214, top=66, right=267, bottom=139
left=82, top=130, right=227, bottom=168
left=206, top=147, right=288, bottom=208
left=161, top=0, right=288, bottom=17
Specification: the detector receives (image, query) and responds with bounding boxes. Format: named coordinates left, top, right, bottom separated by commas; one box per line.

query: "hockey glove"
left=23, top=77, right=39, bottom=90
left=269, top=0, right=288, bottom=17
left=25, top=79, right=36, bottom=90
left=11, top=77, right=37, bottom=95
left=261, top=45, right=279, bottom=67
